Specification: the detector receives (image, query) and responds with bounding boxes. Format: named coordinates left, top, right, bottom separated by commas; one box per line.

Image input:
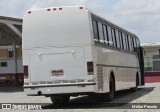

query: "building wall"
left=0, top=47, right=23, bottom=74
left=0, top=58, right=23, bottom=74
left=143, top=45, right=160, bottom=71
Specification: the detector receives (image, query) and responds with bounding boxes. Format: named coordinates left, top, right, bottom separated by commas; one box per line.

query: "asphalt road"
left=0, top=83, right=160, bottom=111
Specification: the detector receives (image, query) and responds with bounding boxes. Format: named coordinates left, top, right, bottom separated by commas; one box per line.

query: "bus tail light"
left=24, top=65, right=28, bottom=79
left=59, top=8, right=63, bottom=10
left=53, top=8, right=56, bottom=11
left=87, top=62, right=94, bottom=75
left=28, top=11, right=31, bottom=14
left=79, top=7, right=83, bottom=9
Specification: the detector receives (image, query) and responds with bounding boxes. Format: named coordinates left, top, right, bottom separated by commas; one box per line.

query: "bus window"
left=136, top=39, right=140, bottom=47
left=119, top=31, right=123, bottom=49
left=125, top=34, right=130, bottom=51
left=133, top=37, right=137, bottom=48
left=98, top=22, right=104, bottom=43
left=115, top=30, right=120, bottom=48
left=128, top=36, right=133, bottom=51
left=107, top=26, right=113, bottom=46
left=111, top=28, right=116, bottom=47
left=131, top=37, right=134, bottom=51
left=92, top=20, right=99, bottom=42
left=122, top=33, right=126, bottom=50
left=103, top=25, right=109, bottom=45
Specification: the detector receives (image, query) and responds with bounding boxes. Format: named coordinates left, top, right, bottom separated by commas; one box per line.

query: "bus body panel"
left=22, top=7, right=92, bottom=49
left=22, top=6, right=142, bottom=96
left=23, top=7, right=96, bottom=95
left=93, top=46, right=140, bottom=92
left=29, top=47, right=86, bottom=82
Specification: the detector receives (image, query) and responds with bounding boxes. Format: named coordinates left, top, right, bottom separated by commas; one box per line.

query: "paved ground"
left=0, top=83, right=160, bottom=112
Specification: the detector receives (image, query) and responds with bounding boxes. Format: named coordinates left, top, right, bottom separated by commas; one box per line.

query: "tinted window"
left=128, top=36, right=133, bottom=51
left=98, top=22, right=104, bottom=43
left=115, top=30, right=120, bottom=48
left=119, top=32, right=123, bottom=49
left=136, top=39, right=140, bottom=47
left=131, top=37, right=134, bottom=51
left=92, top=20, right=99, bottom=41
left=133, top=37, right=137, bottom=48
left=107, top=26, right=113, bottom=46
left=122, top=33, right=126, bottom=50
left=111, top=29, right=116, bottom=47
left=125, top=35, right=130, bottom=50
left=103, top=25, right=109, bottom=44
left=1, top=62, right=7, bottom=67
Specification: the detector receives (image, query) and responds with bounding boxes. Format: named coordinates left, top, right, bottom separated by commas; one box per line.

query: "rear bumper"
left=24, top=83, right=95, bottom=96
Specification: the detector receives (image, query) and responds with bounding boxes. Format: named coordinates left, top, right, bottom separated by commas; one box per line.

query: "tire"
left=50, top=96, right=70, bottom=105
left=130, top=75, right=138, bottom=92
left=103, top=75, right=115, bottom=102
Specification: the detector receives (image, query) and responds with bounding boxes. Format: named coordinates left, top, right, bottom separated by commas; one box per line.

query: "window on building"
left=1, top=62, right=7, bottom=67
left=8, top=51, right=14, bottom=58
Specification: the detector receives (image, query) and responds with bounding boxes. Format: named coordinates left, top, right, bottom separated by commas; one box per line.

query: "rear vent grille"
left=97, top=66, right=103, bottom=91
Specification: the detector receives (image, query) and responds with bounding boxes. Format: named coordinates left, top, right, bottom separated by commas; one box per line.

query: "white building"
left=142, top=42, right=160, bottom=71
left=0, top=16, right=23, bottom=85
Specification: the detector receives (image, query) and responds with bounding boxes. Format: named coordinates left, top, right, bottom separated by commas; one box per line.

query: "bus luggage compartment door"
left=29, top=47, right=86, bottom=82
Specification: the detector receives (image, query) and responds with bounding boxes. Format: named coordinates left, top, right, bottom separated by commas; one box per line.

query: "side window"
left=119, top=31, right=123, bottom=49
left=1, top=62, right=7, bottom=67
left=8, top=51, right=14, bottom=58
left=125, top=34, right=129, bottom=50
left=115, top=30, right=120, bottom=48
left=133, top=37, right=137, bottom=48
left=103, top=25, right=109, bottom=45
left=111, top=28, right=116, bottom=47
left=122, top=33, right=126, bottom=50
left=136, top=39, right=140, bottom=47
left=98, top=22, right=104, bottom=43
left=128, top=36, right=133, bottom=51
left=92, top=20, right=99, bottom=42
left=107, top=26, right=113, bottom=46
left=131, top=37, right=134, bottom=51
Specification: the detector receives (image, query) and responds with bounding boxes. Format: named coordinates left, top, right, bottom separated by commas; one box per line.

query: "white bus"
left=22, top=6, right=144, bottom=104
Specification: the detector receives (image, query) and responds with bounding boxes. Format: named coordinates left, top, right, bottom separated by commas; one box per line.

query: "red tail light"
left=53, top=8, right=56, bottom=11
left=87, top=62, right=94, bottom=75
left=79, top=7, right=83, bottom=9
left=47, top=8, right=51, bottom=11
left=28, top=11, right=31, bottom=14
left=24, top=65, right=28, bottom=78
left=59, top=8, right=62, bottom=10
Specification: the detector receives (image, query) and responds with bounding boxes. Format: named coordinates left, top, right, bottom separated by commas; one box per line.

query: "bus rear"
left=22, top=6, right=95, bottom=97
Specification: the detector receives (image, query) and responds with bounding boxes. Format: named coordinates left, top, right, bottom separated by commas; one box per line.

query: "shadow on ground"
left=0, top=87, right=23, bottom=93
left=42, top=87, right=154, bottom=109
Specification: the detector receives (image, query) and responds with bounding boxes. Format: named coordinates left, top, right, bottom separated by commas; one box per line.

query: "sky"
left=0, top=0, right=160, bottom=44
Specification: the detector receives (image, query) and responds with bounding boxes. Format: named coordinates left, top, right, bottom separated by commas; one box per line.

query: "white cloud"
left=0, top=0, right=159, bottom=43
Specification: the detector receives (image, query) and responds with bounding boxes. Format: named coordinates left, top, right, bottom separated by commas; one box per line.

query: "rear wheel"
left=50, top=96, right=70, bottom=105
left=130, top=75, right=139, bottom=92
left=103, top=75, right=115, bottom=102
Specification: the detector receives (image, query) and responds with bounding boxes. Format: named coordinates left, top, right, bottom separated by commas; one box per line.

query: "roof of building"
left=142, top=42, right=160, bottom=47
left=0, top=16, right=22, bottom=46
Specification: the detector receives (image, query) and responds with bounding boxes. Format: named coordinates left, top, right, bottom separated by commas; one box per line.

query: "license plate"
left=52, top=69, right=63, bottom=76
